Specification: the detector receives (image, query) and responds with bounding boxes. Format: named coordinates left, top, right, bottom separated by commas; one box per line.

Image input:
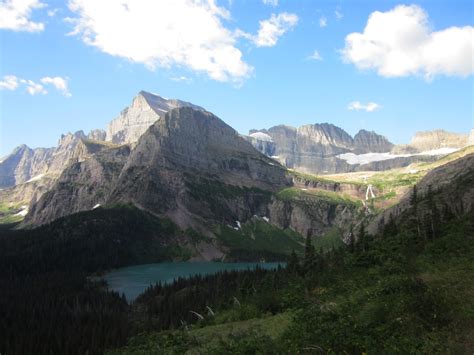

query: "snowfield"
left=249, top=132, right=273, bottom=142
left=337, top=147, right=459, bottom=165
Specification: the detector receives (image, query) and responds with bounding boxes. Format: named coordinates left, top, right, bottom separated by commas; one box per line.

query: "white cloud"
left=342, top=4, right=474, bottom=80
left=40, top=76, right=72, bottom=97
left=348, top=101, right=381, bottom=112
left=47, top=8, right=58, bottom=17
left=252, top=12, right=298, bottom=47
left=319, top=16, right=327, bottom=28
left=335, top=9, right=343, bottom=20
left=0, top=0, right=45, bottom=32
left=0, top=75, right=70, bottom=96
left=262, top=0, right=278, bottom=6
left=170, top=75, right=192, bottom=84
left=0, top=75, right=19, bottom=90
left=22, top=80, right=47, bottom=95
left=67, top=0, right=253, bottom=84
left=308, top=50, right=322, bottom=61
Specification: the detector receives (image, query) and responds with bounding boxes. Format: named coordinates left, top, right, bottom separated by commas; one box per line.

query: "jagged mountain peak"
left=105, top=90, right=204, bottom=145
left=353, top=129, right=393, bottom=153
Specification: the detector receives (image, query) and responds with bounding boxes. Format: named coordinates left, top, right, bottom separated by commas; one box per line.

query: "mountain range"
left=1, top=91, right=473, bottom=260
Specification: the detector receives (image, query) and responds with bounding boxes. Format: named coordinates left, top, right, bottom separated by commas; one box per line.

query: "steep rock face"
left=243, top=132, right=276, bottom=157
left=268, top=198, right=359, bottom=238
left=247, top=124, right=470, bottom=174
left=0, top=145, right=53, bottom=188
left=105, top=91, right=204, bottom=144
left=395, top=130, right=468, bottom=153
left=468, top=129, right=474, bottom=146
left=108, top=107, right=291, bottom=224
left=0, top=131, right=111, bottom=189
left=87, top=129, right=107, bottom=141
left=353, top=129, right=393, bottom=153
left=24, top=145, right=131, bottom=226
left=256, top=123, right=354, bottom=174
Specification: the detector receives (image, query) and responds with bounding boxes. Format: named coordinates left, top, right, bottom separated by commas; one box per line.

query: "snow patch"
left=262, top=216, right=270, bottom=223
left=338, top=152, right=408, bottom=165
left=338, top=148, right=459, bottom=165
left=235, top=221, right=241, bottom=230
left=249, top=132, right=273, bottom=142
left=26, top=174, right=45, bottom=183
left=93, top=204, right=101, bottom=209
left=15, top=205, right=28, bottom=217
left=420, top=148, right=459, bottom=156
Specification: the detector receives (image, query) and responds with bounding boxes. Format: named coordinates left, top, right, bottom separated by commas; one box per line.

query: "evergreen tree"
left=347, top=225, right=355, bottom=253
left=303, top=236, right=315, bottom=273
left=409, top=184, right=422, bottom=240
left=287, top=250, right=300, bottom=275
left=357, top=224, right=369, bottom=253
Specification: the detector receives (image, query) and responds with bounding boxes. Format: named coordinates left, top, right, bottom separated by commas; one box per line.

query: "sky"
left=0, top=0, right=473, bottom=156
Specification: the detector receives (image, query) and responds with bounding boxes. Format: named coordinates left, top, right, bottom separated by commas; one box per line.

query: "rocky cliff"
left=105, top=91, right=204, bottom=144
left=468, top=129, right=474, bottom=146
left=353, top=129, right=393, bottom=153
left=0, top=145, right=53, bottom=188
left=247, top=124, right=396, bottom=174
left=247, top=124, right=470, bottom=174
left=393, top=130, right=468, bottom=154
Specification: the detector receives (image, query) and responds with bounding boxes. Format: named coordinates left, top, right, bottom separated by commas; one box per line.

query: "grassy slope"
left=108, top=214, right=474, bottom=354
left=108, top=313, right=291, bottom=354
left=0, top=202, right=25, bottom=224
left=214, top=219, right=305, bottom=260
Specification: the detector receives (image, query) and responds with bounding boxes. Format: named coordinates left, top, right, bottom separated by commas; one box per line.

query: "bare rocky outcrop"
left=393, top=130, right=468, bottom=154
left=87, top=129, right=107, bottom=141
left=268, top=198, right=359, bottom=238
left=0, top=145, right=53, bottom=188
left=0, top=131, right=113, bottom=189
left=24, top=145, right=131, bottom=226
left=247, top=124, right=470, bottom=174
left=468, top=129, right=474, bottom=146
left=353, top=129, right=393, bottom=154
left=247, top=124, right=396, bottom=174
left=105, top=91, right=204, bottom=144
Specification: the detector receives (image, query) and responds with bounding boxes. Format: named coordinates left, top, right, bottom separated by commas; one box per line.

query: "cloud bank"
left=342, top=5, right=474, bottom=80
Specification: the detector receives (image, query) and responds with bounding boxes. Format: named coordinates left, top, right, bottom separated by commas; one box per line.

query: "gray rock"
left=105, top=91, right=204, bottom=144
left=353, top=129, right=393, bottom=153
left=87, top=129, right=107, bottom=141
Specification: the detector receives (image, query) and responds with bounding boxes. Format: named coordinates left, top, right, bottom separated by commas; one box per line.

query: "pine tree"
left=357, top=224, right=368, bottom=253
left=347, top=225, right=355, bottom=253
left=303, top=236, right=315, bottom=273
left=410, top=184, right=422, bottom=240
left=287, top=250, right=300, bottom=275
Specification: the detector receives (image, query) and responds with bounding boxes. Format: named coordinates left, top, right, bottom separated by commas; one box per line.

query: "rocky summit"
left=105, top=91, right=204, bottom=144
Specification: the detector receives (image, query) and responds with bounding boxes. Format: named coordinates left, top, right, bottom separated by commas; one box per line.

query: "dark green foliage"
left=113, top=206, right=473, bottom=353
left=214, top=219, right=304, bottom=261
left=0, top=205, right=189, bottom=355
left=132, top=265, right=288, bottom=333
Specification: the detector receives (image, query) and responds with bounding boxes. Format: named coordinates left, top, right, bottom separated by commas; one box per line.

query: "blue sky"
left=1, top=0, right=473, bottom=156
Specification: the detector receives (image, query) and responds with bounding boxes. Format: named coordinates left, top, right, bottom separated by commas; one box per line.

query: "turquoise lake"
left=104, top=262, right=284, bottom=302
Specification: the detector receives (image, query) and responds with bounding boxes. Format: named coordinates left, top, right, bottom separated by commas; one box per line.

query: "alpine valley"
left=1, top=91, right=473, bottom=354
